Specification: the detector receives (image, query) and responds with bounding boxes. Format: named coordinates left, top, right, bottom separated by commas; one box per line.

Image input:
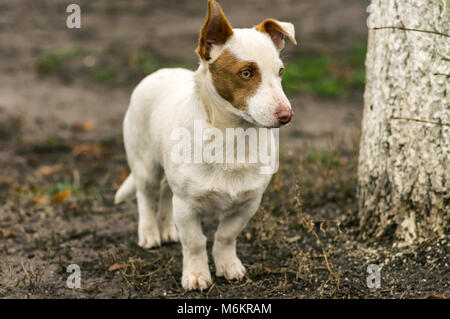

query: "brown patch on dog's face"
left=209, top=50, right=262, bottom=110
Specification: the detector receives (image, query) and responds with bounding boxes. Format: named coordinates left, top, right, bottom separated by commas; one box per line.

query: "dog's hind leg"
left=157, top=177, right=179, bottom=243
left=134, top=164, right=162, bottom=249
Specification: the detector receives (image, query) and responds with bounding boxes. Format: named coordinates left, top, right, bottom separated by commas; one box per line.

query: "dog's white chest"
left=194, top=188, right=255, bottom=213
left=174, top=165, right=271, bottom=214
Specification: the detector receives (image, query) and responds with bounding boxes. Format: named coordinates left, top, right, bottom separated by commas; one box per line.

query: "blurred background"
left=0, top=0, right=369, bottom=146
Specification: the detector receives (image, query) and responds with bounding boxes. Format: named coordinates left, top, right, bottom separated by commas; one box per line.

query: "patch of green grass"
left=347, top=44, right=367, bottom=88
left=47, top=182, right=82, bottom=195
left=34, top=46, right=186, bottom=86
left=305, top=151, right=341, bottom=167
left=348, top=44, right=368, bottom=68
left=135, top=48, right=158, bottom=74
left=13, top=182, right=84, bottom=203
left=283, top=44, right=367, bottom=98
left=36, top=48, right=88, bottom=73
left=93, top=66, right=117, bottom=83
left=309, top=78, right=347, bottom=98
left=44, top=136, right=66, bottom=147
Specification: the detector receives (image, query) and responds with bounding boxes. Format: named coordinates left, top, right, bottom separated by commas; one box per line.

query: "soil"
left=0, top=0, right=448, bottom=299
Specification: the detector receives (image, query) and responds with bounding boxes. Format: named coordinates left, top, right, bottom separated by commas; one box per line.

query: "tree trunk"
left=357, top=0, right=449, bottom=245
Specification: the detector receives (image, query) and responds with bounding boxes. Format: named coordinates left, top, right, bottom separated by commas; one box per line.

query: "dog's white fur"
left=115, top=2, right=295, bottom=291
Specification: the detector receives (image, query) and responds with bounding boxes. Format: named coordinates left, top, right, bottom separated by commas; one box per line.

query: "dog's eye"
left=279, top=67, right=284, bottom=77
left=240, top=69, right=253, bottom=79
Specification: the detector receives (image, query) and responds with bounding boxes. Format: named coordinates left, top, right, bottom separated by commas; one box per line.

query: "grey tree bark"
left=357, top=0, right=449, bottom=246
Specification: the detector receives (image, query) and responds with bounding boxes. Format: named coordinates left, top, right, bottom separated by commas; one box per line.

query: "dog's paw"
left=215, top=258, right=246, bottom=281
left=160, top=223, right=179, bottom=243
left=138, top=224, right=161, bottom=249
left=182, top=270, right=212, bottom=291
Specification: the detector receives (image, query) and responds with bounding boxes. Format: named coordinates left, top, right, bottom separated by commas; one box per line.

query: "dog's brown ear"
left=254, top=19, right=297, bottom=51
left=196, top=0, right=234, bottom=61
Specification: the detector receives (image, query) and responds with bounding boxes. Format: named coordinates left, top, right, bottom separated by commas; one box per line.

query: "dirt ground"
left=0, top=0, right=448, bottom=299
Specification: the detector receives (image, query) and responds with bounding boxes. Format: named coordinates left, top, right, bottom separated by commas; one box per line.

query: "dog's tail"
left=114, top=174, right=136, bottom=204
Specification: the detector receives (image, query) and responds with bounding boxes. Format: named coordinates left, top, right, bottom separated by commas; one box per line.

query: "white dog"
left=115, top=0, right=296, bottom=291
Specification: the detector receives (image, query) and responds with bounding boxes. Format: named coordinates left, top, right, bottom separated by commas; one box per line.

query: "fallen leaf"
left=32, top=197, right=49, bottom=205
left=52, top=189, right=72, bottom=203
left=108, top=263, right=126, bottom=272
left=73, top=121, right=95, bottom=132
left=0, top=176, right=14, bottom=185
left=0, top=229, right=14, bottom=238
left=424, top=294, right=446, bottom=299
left=35, top=164, right=63, bottom=176
left=71, top=143, right=103, bottom=156
left=15, top=184, right=31, bottom=192
left=286, top=235, right=301, bottom=243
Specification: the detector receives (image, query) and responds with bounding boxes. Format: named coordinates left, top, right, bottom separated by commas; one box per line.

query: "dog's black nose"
left=276, top=109, right=293, bottom=125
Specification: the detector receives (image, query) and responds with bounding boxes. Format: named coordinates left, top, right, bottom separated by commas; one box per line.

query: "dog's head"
left=196, top=0, right=297, bottom=128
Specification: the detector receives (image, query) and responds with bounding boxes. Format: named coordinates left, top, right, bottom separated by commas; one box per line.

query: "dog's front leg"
left=172, top=195, right=212, bottom=291
left=213, top=198, right=261, bottom=281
